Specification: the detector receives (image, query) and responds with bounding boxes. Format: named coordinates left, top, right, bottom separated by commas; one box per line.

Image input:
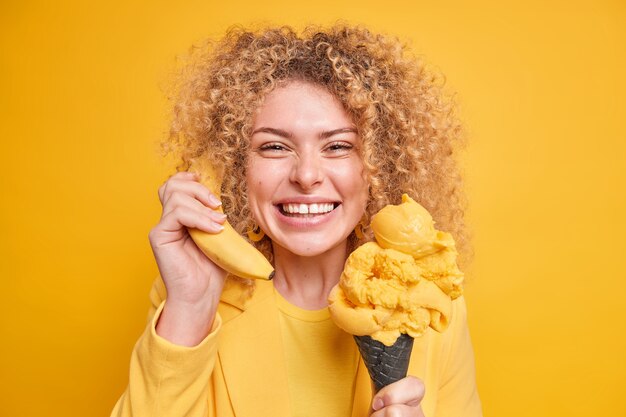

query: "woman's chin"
left=271, top=235, right=349, bottom=259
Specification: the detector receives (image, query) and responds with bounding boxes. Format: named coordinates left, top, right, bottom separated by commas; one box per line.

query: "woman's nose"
left=290, top=153, right=323, bottom=189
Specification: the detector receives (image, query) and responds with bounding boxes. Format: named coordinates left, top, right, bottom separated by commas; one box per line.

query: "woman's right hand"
left=148, top=171, right=228, bottom=346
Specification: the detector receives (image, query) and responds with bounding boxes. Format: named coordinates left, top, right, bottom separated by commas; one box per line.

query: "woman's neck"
left=271, top=241, right=348, bottom=310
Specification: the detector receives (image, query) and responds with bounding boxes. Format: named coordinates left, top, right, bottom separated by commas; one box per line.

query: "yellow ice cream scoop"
left=328, top=242, right=452, bottom=346
left=371, top=194, right=452, bottom=259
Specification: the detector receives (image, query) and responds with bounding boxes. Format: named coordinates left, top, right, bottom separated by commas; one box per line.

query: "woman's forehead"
left=252, top=81, right=354, bottom=129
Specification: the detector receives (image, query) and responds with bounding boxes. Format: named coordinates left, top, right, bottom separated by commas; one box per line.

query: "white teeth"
left=282, top=203, right=335, bottom=214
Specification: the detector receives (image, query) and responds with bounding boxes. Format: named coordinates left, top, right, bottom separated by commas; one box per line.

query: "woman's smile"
left=279, top=202, right=338, bottom=216
left=274, top=200, right=340, bottom=228
left=246, top=80, right=368, bottom=257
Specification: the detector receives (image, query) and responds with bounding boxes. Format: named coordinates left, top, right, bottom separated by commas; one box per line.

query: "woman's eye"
left=259, top=143, right=287, bottom=152
left=325, top=142, right=353, bottom=154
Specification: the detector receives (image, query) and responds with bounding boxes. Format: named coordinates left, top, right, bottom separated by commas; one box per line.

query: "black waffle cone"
left=354, top=333, right=414, bottom=392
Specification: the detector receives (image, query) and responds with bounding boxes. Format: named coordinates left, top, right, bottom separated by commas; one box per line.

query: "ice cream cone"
left=354, top=333, right=414, bottom=392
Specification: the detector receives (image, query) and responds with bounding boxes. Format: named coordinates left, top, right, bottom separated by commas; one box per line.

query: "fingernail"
left=209, top=194, right=222, bottom=206
left=372, top=397, right=383, bottom=411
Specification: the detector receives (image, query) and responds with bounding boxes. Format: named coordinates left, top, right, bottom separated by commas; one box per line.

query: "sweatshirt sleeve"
left=111, top=277, right=222, bottom=417
left=435, top=296, right=483, bottom=417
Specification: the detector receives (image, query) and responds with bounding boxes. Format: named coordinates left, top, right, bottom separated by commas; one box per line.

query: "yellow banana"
left=188, top=163, right=274, bottom=281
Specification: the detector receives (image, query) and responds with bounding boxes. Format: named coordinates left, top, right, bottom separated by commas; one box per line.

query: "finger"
left=372, top=376, right=425, bottom=411
left=161, top=190, right=227, bottom=224
left=159, top=173, right=221, bottom=209
left=370, top=404, right=425, bottom=417
left=162, top=177, right=221, bottom=209
left=158, top=172, right=198, bottom=202
left=158, top=205, right=225, bottom=238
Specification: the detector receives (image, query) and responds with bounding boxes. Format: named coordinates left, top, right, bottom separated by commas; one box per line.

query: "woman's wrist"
left=155, top=297, right=219, bottom=347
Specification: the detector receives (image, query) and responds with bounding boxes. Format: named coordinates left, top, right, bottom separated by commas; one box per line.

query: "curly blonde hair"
left=164, top=24, right=471, bottom=281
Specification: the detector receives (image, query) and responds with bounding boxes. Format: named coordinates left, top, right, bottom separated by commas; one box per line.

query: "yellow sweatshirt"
left=111, top=277, right=482, bottom=417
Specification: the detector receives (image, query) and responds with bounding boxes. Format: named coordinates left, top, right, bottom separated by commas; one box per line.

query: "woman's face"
left=246, top=81, right=368, bottom=257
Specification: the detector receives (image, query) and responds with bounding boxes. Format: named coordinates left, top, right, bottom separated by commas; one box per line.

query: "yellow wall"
left=1, top=1, right=624, bottom=416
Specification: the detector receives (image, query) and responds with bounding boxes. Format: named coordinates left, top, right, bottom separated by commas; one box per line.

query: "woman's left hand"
left=370, top=376, right=426, bottom=417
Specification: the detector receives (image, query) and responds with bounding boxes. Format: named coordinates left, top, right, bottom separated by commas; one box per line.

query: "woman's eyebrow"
left=320, top=127, right=358, bottom=139
left=251, top=127, right=357, bottom=139
left=251, top=127, right=292, bottom=138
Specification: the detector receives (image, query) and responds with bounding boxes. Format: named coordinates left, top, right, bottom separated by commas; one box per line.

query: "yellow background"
left=1, top=0, right=624, bottom=416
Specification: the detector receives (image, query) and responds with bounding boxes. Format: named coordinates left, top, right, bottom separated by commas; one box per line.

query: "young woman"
left=112, top=25, right=481, bottom=417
